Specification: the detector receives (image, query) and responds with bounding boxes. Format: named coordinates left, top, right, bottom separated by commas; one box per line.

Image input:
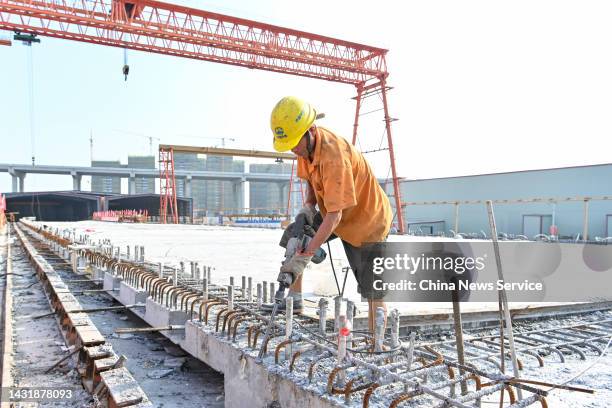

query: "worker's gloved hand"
left=280, top=251, right=313, bottom=277
left=298, top=204, right=316, bottom=226
left=281, top=237, right=313, bottom=277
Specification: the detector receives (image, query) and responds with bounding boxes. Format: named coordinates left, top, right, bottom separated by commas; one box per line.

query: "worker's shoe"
left=261, top=295, right=303, bottom=314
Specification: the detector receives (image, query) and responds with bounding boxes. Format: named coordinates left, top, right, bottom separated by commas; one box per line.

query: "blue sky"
left=1, top=0, right=611, bottom=193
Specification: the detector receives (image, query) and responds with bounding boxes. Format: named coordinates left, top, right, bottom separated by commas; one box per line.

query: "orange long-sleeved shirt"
left=297, top=126, right=392, bottom=247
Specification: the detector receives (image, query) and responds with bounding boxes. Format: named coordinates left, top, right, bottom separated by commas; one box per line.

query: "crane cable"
left=123, top=48, right=129, bottom=81
left=26, top=39, right=40, bottom=202
left=27, top=43, right=35, bottom=166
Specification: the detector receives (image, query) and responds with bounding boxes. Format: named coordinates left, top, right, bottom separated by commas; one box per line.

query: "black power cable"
left=326, top=241, right=350, bottom=298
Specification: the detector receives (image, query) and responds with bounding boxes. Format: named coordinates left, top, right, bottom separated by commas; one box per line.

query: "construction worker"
left=270, top=96, right=393, bottom=335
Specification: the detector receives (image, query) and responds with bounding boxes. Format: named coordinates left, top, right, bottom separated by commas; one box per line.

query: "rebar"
left=21, top=221, right=609, bottom=408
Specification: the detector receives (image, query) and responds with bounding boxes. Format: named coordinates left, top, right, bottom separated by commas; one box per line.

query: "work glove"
left=298, top=204, right=316, bottom=226
left=280, top=237, right=313, bottom=277
left=280, top=252, right=313, bottom=277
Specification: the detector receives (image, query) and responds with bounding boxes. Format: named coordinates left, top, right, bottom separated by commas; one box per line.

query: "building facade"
left=173, top=152, right=206, bottom=216
left=249, top=163, right=292, bottom=215
left=386, top=163, right=612, bottom=240
left=172, top=153, right=246, bottom=217
left=91, top=160, right=122, bottom=193
left=127, top=155, right=155, bottom=194
left=204, top=155, right=245, bottom=215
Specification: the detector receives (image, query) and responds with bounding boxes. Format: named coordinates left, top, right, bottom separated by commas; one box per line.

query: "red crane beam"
left=0, top=0, right=388, bottom=84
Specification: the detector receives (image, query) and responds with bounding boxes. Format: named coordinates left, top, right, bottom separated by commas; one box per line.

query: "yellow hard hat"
left=270, top=96, right=317, bottom=152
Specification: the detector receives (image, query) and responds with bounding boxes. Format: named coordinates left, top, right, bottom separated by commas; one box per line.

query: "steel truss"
left=0, top=0, right=404, bottom=230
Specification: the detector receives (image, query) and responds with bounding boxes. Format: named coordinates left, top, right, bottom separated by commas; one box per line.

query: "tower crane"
left=112, top=129, right=161, bottom=156
left=176, top=135, right=236, bottom=148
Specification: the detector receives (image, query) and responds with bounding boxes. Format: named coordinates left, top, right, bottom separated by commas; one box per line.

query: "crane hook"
left=122, top=48, right=129, bottom=81
left=122, top=64, right=129, bottom=81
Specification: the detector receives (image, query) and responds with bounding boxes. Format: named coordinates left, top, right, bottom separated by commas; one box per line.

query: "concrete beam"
left=0, top=163, right=292, bottom=183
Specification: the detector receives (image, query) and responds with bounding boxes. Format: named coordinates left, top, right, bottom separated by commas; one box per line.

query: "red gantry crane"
left=0, top=0, right=405, bottom=231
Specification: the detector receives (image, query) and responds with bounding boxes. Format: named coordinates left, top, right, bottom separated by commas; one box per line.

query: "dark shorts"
left=341, top=239, right=387, bottom=300
left=296, top=211, right=387, bottom=300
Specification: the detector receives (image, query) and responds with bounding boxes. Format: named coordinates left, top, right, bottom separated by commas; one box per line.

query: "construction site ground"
left=3, top=221, right=611, bottom=408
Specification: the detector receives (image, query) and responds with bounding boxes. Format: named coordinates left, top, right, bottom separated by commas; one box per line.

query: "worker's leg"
left=341, top=240, right=388, bottom=339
